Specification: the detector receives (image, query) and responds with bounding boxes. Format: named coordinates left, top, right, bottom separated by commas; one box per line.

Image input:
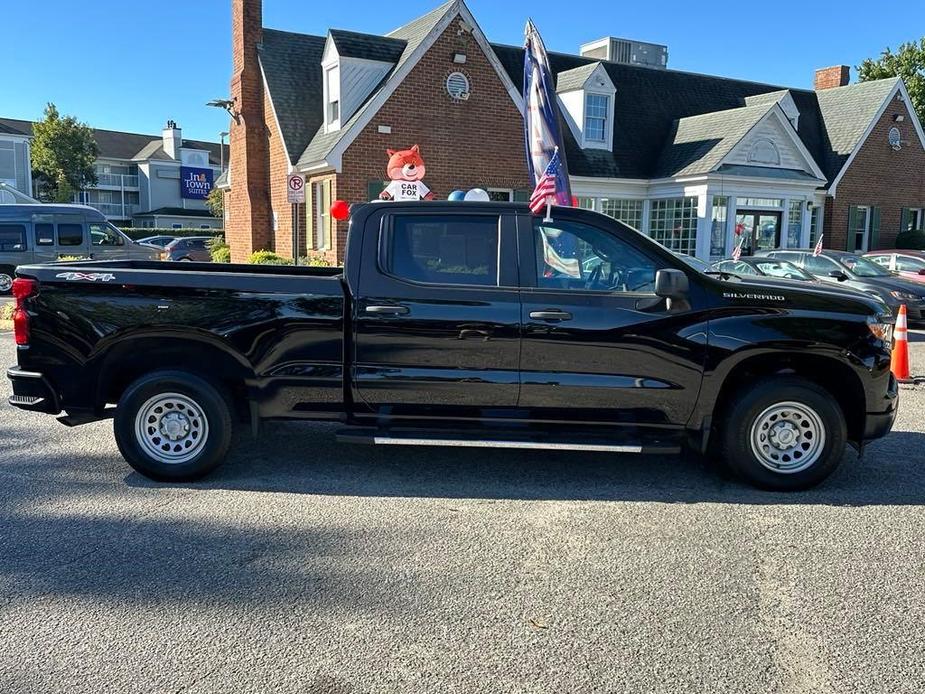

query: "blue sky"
left=2, top=0, right=922, bottom=143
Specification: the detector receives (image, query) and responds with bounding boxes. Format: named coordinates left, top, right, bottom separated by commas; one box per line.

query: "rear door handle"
left=529, top=310, right=572, bottom=321
left=365, top=305, right=409, bottom=315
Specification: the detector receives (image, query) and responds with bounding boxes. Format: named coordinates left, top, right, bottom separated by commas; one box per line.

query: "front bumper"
left=863, top=373, right=899, bottom=442
left=7, top=366, right=61, bottom=414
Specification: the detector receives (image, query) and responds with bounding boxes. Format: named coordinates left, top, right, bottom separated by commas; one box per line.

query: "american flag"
left=529, top=149, right=561, bottom=214
left=812, top=234, right=824, bottom=257
left=731, top=236, right=745, bottom=261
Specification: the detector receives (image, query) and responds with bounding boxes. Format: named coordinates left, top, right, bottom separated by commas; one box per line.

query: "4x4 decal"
left=55, top=272, right=116, bottom=282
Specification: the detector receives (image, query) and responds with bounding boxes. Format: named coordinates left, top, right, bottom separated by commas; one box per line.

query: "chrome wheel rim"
left=134, top=392, right=209, bottom=464
left=749, top=401, right=825, bottom=474
left=0, top=274, right=11, bottom=292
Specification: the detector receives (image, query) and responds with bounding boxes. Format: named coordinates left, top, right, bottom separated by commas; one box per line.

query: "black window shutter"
left=900, top=207, right=911, bottom=233
left=846, top=206, right=858, bottom=251
left=368, top=180, right=386, bottom=201
left=870, top=207, right=881, bottom=251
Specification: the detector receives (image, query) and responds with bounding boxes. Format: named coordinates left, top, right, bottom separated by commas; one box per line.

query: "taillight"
left=11, top=278, right=37, bottom=346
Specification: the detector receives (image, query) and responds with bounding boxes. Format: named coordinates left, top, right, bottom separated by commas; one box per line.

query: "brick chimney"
left=227, top=0, right=271, bottom=261
left=814, top=65, right=850, bottom=91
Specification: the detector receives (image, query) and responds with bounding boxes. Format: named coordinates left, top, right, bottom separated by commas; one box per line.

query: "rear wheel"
left=114, top=370, right=233, bottom=481
left=718, top=376, right=846, bottom=490
left=0, top=266, right=14, bottom=295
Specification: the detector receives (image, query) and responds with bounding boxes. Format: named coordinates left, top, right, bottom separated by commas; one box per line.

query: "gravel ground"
left=1, top=332, right=924, bottom=694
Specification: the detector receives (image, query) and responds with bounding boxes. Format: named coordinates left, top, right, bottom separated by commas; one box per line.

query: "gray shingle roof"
left=293, top=0, right=456, bottom=168
left=0, top=117, right=226, bottom=165
left=259, top=29, right=327, bottom=166
left=556, top=63, right=600, bottom=93
left=329, top=29, right=406, bottom=62
left=258, top=0, right=900, bottom=185
left=815, top=77, right=900, bottom=182
left=655, top=103, right=773, bottom=177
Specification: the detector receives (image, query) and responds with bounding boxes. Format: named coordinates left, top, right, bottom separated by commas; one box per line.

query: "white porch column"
left=641, top=199, right=651, bottom=237
left=695, top=192, right=710, bottom=260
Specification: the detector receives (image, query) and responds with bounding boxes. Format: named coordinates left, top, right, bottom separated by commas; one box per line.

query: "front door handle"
left=365, top=305, right=409, bottom=315
left=529, top=310, right=572, bottom=321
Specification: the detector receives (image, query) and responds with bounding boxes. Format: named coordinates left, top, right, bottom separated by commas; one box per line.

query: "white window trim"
left=322, top=63, right=341, bottom=133
left=853, top=205, right=871, bottom=252
left=581, top=90, right=614, bottom=151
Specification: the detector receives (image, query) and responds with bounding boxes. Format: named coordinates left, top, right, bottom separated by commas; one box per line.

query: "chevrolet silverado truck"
left=7, top=201, right=898, bottom=490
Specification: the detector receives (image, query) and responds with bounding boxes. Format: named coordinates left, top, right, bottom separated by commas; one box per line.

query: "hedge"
left=120, top=227, right=224, bottom=242
left=895, top=231, right=925, bottom=250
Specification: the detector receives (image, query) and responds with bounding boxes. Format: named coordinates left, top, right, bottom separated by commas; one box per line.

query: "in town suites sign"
left=180, top=167, right=214, bottom=200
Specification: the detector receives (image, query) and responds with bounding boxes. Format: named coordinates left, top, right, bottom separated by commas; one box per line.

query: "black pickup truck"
left=7, top=201, right=898, bottom=490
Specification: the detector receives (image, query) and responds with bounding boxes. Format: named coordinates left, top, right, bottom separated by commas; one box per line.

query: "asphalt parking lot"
left=1, top=332, right=925, bottom=694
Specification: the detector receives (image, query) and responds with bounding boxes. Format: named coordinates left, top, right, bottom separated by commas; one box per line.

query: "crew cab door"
left=352, top=208, right=521, bottom=418
left=515, top=212, right=707, bottom=427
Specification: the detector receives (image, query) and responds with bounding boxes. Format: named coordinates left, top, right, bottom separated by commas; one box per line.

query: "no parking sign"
left=287, top=174, right=305, bottom=204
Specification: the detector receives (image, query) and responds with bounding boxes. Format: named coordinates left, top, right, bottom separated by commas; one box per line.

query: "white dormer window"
left=584, top=94, right=609, bottom=143
left=556, top=62, right=615, bottom=151
left=325, top=65, right=341, bottom=129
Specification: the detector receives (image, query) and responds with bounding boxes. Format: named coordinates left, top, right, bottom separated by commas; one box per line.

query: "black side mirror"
left=828, top=270, right=848, bottom=281
left=917, top=268, right=925, bottom=276
left=655, top=268, right=690, bottom=298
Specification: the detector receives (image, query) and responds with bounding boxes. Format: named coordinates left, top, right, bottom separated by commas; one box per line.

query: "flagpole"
left=543, top=199, right=553, bottom=223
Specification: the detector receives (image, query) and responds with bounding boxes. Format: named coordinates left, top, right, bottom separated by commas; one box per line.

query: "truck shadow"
left=128, top=423, right=925, bottom=507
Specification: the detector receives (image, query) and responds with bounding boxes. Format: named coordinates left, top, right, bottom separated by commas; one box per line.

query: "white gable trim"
left=302, top=0, right=523, bottom=173
left=719, top=105, right=827, bottom=182
left=829, top=80, right=925, bottom=196
left=259, top=56, right=293, bottom=172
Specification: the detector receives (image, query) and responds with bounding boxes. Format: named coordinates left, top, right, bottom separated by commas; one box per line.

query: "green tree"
left=857, top=38, right=925, bottom=126
left=206, top=185, right=224, bottom=218
left=30, top=103, right=99, bottom=202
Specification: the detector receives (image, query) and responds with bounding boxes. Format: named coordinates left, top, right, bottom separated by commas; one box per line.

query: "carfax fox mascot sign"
left=379, top=144, right=435, bottom=201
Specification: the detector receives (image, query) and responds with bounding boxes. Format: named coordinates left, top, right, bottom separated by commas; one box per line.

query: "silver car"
left=0, top=204, right=160, bottom=293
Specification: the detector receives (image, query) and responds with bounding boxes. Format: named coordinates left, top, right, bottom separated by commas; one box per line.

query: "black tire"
left=114, top=370, right=233, bottom=481
left=0, top=266, right=14, bottom=295
left=718, top=376, right=847, bottom=491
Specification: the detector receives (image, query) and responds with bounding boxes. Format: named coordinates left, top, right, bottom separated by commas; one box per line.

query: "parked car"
left=162, top=236, right=214, bottom=262
left=863, top=250, right=925, bottom=285
left=711, top=257, right=818, bottom=283
left=9, top=202, right=897, bottom=491
left=757, top=248, right=925, bottom=320
left=136, top=235, right=178, bottom=249
left=0, top=204, right=160, bottom=294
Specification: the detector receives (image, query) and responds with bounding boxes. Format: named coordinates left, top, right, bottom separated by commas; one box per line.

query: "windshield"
left=754, top=260, right=814, bottom=281
left=839, top=255, right=892, bottom=278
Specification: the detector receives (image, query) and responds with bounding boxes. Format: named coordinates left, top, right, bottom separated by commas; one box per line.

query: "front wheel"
left=0, top=266, right=14, bottom=295
left=718, top=376, right=847, bottom=491
left=114, top=370, right=233, bottom=481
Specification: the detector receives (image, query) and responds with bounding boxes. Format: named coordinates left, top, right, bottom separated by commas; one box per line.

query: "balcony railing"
left=85, top=202, right=139, bottom=218
left=94, top=173, right=139, bottom=188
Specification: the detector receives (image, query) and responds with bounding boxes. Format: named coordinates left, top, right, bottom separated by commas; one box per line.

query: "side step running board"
left=337, top=428, right=681, bottom=455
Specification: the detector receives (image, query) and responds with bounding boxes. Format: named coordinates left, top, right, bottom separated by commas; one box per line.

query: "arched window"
left=748, top=139, right=781, bottom=165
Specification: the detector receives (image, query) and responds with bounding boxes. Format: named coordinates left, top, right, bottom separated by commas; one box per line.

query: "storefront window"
left=575, top=196, right=596, bottom=210
left=599, top=198, right=644, bottom=230
left=710, top=196, right=728, bottom=258
left=809, top=206, right=821, bottom=245
left=649, top=197, right=698, bottom=256
left=787, top=200, right=803, bottom=248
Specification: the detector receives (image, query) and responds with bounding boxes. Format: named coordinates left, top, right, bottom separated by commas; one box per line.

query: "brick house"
left=223, top=0, right=925, bottom=263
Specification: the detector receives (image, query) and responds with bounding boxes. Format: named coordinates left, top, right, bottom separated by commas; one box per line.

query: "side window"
left=868, top=255, right=890, bottom=267
left=35, top=223, right=54, bottom=246
left=896, top=256, right=925, bottom=272
left=802, top=255, right=838, bottom=275
left=533, top=219, right=656, bottom=293
left=386, top=214, right=499, bottom=286
left=0, top=224, right=26, bottom=252
left=57, top=223, right=85, bottom=247
left=89, top=223, right=124, bottom=246
left=191, top=239, right=207, bottom=249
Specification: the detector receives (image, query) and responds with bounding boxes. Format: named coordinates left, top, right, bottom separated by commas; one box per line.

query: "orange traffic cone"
left=891, top=304, right=911, bottom=383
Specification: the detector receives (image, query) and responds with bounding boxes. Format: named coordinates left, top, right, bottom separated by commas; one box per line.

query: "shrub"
left=895, top=231, right=925, bottom=250
left=298, top=254, right=334, bottom=268
left=57, top=255, right=86, bottom=262
left=0, top=302, right=14, bottom=321
left=207, top=237, right=231, bottom=263
left=247, top=250, right=292, bottom=265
